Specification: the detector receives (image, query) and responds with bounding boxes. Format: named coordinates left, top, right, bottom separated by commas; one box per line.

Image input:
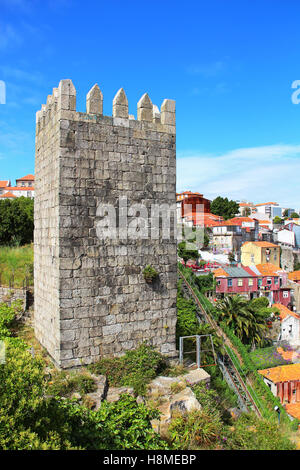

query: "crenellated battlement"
left=36, top=79, right=175, bottom=135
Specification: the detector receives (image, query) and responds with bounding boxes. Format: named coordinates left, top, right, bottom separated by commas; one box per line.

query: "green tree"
left=0, top=197, right=34, bottom=246
left=290, top=212, right=299, bottom=218
left=215, top=295, right=268, bottom=347
left=210, top=197, right=239, bottom=220
left=273, top=216, right=283, bottom=224
left=177, top=241, right=199, bottom=265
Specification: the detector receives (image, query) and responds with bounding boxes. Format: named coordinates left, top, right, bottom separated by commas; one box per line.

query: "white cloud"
left=177, top=144, right=300, bottom=209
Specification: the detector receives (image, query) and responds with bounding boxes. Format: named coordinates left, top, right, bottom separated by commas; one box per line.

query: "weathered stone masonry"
left=34, top=79, right=177, bottom=368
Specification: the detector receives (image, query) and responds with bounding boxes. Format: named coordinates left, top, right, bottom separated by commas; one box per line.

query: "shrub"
left=168, top=409, right=223, bottom=450
left=223, top=413, right=296, bottom=450
left=88, top=343, right=167, bottom=396
left=47, top=370, right=96, bottom=397
left=143, top=265, right=158, bottom=283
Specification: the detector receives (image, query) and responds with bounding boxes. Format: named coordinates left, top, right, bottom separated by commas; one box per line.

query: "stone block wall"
left=34, top=80, right=177, bottom=368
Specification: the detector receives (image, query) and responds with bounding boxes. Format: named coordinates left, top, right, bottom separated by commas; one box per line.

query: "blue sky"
left=1, top=0, right=300, bottom=209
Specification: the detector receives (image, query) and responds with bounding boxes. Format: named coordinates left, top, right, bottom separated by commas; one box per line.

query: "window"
left=283, top=291, right=289, bottom=299
left=238, top=278, right=243, bottom=287
left=258, top=278, right=262, bottom=286
left=248, top=278, right=254, bottom=286
left=267, top=278, right=272, bottom=285
left=217, top=280, right=221, bottom=286
left=274, top=277, right=279, bottom=285
left=251, top=254, right=255, bottom=263
left=228, top=279, right=233, bottom=287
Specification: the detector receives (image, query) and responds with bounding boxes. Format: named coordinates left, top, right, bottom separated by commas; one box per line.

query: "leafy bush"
left=0, top=304, right=169, bottom=450
left=88, top=343, right=167, bottom=396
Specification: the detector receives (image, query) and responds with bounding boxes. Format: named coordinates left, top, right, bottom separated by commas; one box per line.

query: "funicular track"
left=178, top=269, right=262, bottom=417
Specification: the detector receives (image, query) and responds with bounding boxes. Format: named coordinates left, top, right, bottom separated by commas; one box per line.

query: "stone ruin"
left=34, top=79, right=177, bottom=368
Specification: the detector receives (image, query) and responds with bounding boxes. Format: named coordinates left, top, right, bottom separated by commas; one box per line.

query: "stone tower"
left=34, top=80, right=177, bottom=368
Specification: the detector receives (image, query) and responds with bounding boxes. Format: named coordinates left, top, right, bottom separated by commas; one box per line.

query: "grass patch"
left=0, top=244, right=33, bottom=287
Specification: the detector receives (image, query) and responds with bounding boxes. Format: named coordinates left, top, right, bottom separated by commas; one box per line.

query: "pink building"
left=213, top=263, right=292, bottom=308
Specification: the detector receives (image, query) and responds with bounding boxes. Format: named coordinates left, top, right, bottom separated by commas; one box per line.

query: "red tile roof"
left=16, top=174, right=35, bottom=181
left=258, top=363, right=300, bottom=383
left=242, top=241, right=278, bottom=248
left=285, top=403, right=300, bottom=420
left=0, top=180, right=10, bottom=188
left=5, top=186, right=34, bottom=191
left=255, top=202, right=278, bottom=207
left=273, top=304, right=300, bottom=321
left=0, top=191, right=17, bottom=198
left=288, top=271, right=300, bottom=282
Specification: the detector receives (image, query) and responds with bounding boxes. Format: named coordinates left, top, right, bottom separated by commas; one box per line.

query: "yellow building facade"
left=241, top=241, right=280, bottom=267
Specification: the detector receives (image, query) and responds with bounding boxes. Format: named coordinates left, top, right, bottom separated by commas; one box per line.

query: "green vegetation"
left=88, top=343, right=167, bottom=396
left=167, top=381, right=295, bottom=450
left=215, top=295, right=276, bottom=347
left=210, top=196, right=239, bottom=220
left=0, top=244, right=33, bottom=287
left=290, top=212, right=299, bottom=218
left=0, top=197, right=34, bottom=246
left=46, top=370, right=97, bottom=397
left=143, top=264, right=159, bottom=283
left=249, top=346, right=292, bottom=370
left=0, top=302, right=169, bottom=450
left=177, top=241, right=199, bottom=265
left=273, top=216, right=283, bottom=224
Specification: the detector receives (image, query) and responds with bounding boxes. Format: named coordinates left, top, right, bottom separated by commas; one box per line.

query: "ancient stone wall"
left=34, top=80, right=177, bottom=368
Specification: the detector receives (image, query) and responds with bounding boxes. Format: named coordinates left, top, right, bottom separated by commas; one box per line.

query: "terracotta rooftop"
left=285, top=403, right=300, bottom=420
left=254, top=263, right=282, bottom=276
left=0, top=191, right=17, bottom=198
left=0, top=180, right=10, bottom=188
left=273, top=304, right=300, bottom=321
left=242, top=241, right=278, bottom=248
left=288, top=271, right=300, bottom=282
left=4, top=186, right=34, bottom=191
left=16, top=174, right=35, bottom=181
left=258, top=363, right=300, bottom=383
left=255, top=202, right=278, bottom=207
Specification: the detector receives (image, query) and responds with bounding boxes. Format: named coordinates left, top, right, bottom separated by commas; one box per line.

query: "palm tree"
left=215, top=295, right=268, bottom=347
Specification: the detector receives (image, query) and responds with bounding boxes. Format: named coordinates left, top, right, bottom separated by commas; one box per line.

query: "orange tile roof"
left=288, top=271, right=300, bottom=282
left=213, top=268, right=228, bottom=277
left=0, top=191, right=17, bottom=198
left=16, top=174, right=34, bottom=181
left=0, top=180, right=10, bottom=188
left=255, top=202, right=278, bottom=207
left=255, top=263, right=282, bottom=275
left=258, top=363, right=300, bottom=383
left=273, top=304, right=300, bottom=321
left=239, top=202, right=253, bottom=206
left=225, top=217, right=255, bottom=225
left=242, top=241, right=278, bottom=248
left=285, top=403, right=300, bottom=420
left=5, top=186, right=34, bottom=191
